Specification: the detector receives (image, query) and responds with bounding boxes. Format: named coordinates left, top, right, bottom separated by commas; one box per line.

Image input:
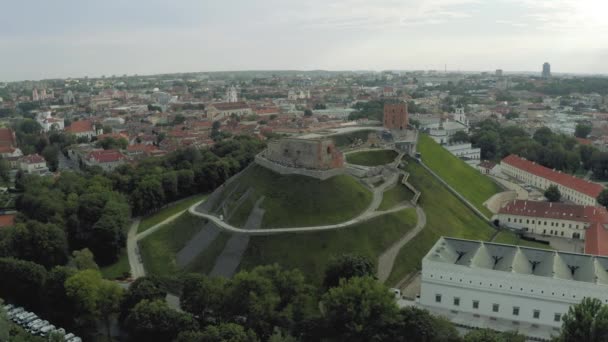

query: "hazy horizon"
left=3, top=0, right=608, bottom=82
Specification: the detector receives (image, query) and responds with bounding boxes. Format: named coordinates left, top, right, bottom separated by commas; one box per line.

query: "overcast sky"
left=2, top=0, right=608, bottom=81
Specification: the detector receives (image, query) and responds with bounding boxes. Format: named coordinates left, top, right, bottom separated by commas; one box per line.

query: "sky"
left=2, top=0, right=608, bottom=81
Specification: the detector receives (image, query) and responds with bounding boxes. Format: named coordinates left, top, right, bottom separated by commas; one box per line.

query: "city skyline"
left=2, top=0, right=608, bottom=82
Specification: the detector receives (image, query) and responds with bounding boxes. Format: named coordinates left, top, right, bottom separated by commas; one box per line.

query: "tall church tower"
left=226, top=85, right=238, bottom=103
left=453, top=106, right=469, bottom=127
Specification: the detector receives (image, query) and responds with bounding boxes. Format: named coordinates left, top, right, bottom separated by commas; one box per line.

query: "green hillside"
left=346, top=149, right=398, bottom=166
left=239, top=208, right=418, bottom=285
left=218, top=164, right=373, bottom=228
left=386, top=159, right=495, bottom=285
left=417, top=134, right=502, bottom=217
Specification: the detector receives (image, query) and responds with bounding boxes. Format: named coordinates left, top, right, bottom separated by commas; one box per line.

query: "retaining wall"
left=254, top=155, right=346, bottom=180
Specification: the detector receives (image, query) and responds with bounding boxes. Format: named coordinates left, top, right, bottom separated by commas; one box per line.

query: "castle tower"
left=383, top=102, right=409, bottom=130
left=226, top=85, right=238, bottom=103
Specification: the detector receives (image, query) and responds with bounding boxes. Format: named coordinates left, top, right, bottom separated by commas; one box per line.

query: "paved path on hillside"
left=127, top=218, right=145, bottom=278
left=377, top=206, right=427, bottom=282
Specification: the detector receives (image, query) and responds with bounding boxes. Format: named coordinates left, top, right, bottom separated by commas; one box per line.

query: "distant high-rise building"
left=495, top=69, right=503, bottom=77
left=542, top=62, right=551, bottom=78
left=225, top=85, right=238, bottom=103
left=32, top=88, right=39, bottom=102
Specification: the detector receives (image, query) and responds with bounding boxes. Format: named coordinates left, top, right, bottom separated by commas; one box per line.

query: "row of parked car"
left=3, top=304, right=82, bottom=342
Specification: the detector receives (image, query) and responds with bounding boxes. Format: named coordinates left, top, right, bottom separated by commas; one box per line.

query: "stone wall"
left=264, top=137, right=344, bottom=170
left=255, top=155, right=346, bottom=180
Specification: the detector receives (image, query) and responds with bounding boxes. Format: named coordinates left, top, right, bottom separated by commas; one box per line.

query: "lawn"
left=139, top=213, right=207, bottom=276
left=493, top=230, right=552, bottom=250
left=386, top=160, right=495, bottom=286
left=346, top=149, right=398, bottom=166
left=138, top=193, right=208, bottom=233
left=240, top=208, right=418, bottom=285
left=379, top=184, right=415, bottom=210
left=215, top=165, right=372, bottom=228
left=100, top=249, right=130, bottom=280
left=185, top=232, right=232, bottom=274
left=417, top=134, right=502, bottom=217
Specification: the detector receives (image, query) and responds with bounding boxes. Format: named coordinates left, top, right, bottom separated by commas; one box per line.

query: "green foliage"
left=346, top=149, right=398, bottom=166
left=598, top=189, right=608, bottom=208
left=126, top=299, right=198, bottom=341
left=575, top=123, right=593, bottom=139
left=175, top=323, right=259, bottom=342
left=349, top=100, right=386, bottom=121
left=378, top=184, right=415, bottom=210
left=0, top=257, right=48, bottom=309
left=323, top=254, right=376, bottom=289
left=303, top=109, right=313, bottom=117
left=559, top=297, right=608, bottom=342
left=449, top=130, right=470, bottom=143
left=72, top=248, right=99, bottom=271
left=119, top=276, right=167, bottom=323
left=0, top=220, right=68, bottom=268
left=96, top=136, right=128, bottom=150
left=464, top=328, right=525, bottom=342
left=322, top=276, right=397, bottom=341
left=539, top=77, right=608, bottom=96
left=544, top=184, right=561, bottom=202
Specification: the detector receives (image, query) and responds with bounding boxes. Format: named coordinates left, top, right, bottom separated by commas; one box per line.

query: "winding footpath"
left=377, top=206, right=427, bottom=282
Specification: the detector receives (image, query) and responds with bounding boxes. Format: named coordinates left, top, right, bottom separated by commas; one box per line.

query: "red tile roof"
left=0, top=214, right=15, bottom=228
left=0, top=128, right=16, bottom=147
left=87, top=150, right=126, bottom=163
left=502, top=154, right=604, bottom=198
left=65, top=120, right=94, bottom=133
left=498, top=200, right=608, bottom=224
left=21, top=154, right=46, bottom=164
left=211, top=102, right=250, bottom=111
left=585, top=223, right=608, bottom=256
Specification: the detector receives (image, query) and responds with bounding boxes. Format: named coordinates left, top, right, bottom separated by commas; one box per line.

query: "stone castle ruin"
left=262, top=138, right=344, bottom=170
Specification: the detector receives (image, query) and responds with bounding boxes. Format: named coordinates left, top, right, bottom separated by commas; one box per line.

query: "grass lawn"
left=379, top=184, right=415, bottom=210
left=240, top=208, right=418, bottom=285
left=417, top=134, right=502, bottom=217
left=139, top=213, right=207, bottom=276
left=138, top=193, right=208, bottom=233
left=185, top=232, right=232, bottom=274
left=100, top=249, right=130, bottom=279
left=493, top=231, right=552, bottom=250
left=216, top=165, right=372, bottom=228
left=346, top=149, right=398, bottom=166
left=386, top=160, right=495, bottom=286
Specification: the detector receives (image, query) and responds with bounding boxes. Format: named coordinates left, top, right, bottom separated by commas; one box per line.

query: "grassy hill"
left=378, top=184, right=415, bottom=210
left=239, top=208, right=418, bottom=285
left=386, top=159, right=495, bottom=285
left=346, top=149, right=398, bottom=166
left=417, top=134, right=502, bottom=217
left=217, top=165, right=372, bottom=228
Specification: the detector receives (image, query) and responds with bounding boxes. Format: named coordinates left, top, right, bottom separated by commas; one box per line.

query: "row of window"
left=506, top=217, right=581, bottom=230
left=436, top=295, right=561, bottom=322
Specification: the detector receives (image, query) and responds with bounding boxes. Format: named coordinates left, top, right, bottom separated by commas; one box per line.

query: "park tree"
left=321, top=276, right=398, bottom=341
left=598, top=189, right=608, bottom=208
left=449, top=130, right=470, bottom=144
left=45, top=266, right=77, bottom=327
left=545, top=185, right=561, bottom=202
left=181, top=274, right=227, bottom=325
left=6, top=220, right=68, bottom=268
left=72, top=248, right=99, bottom=271
left=175, top=323, right=259, bottom=342
left=120, top=276, right=167, bottom=323
left=0, top=258, right=47, bottom=309
left=323, top=254, right=376, bottom=289
left=387, top=307, right=459, bottom=342
left=303, top=109, right=313, bottom=117
left=41, top=144, right=60, bottom=171
left=125, top=299, right=198, bottom=341
left=559, top=297, right=608, bottom=342
left=575, top=123, right=593, bottom=139
left=464, top=328, right=525, bottom=342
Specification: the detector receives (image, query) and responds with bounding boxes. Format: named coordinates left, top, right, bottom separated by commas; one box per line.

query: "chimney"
left=550, top=202, right=552, bottom=207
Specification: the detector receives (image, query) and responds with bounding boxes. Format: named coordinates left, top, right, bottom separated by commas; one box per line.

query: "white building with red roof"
left=65, top=120, right=101, bottom=139
left=501, top=154, right=604, bottom=206
left=206, top=102, right=252, bottom=120
left=19, top=154, right=49, bottom=175
left=83, top=149, right=127, bottom=171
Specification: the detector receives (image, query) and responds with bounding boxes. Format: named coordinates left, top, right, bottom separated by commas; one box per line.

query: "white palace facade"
left=420, top=237, right=608, bottom=340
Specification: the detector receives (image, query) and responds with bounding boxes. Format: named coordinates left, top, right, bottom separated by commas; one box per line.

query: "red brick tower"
left=383, top=102, right=409, bottom=130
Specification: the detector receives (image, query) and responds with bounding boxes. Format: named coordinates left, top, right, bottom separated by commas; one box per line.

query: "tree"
left=464, top=328, right=525, bottom=342
left=533, top=127, right=554, bottom=146
left=175, top=323, right=259, bottom=342
left=449, top=130, right=470, bottom=144
left=386, top=307, right=459, bottom=342
left=559, top=297, right=608, bottom=342
left=545, top=185, right=561, bottom=202
left=120, top=276, right=167, bottom=323
left=41, top=144, right=60, bottom=171
left=0, top=258, right=48, bottom=309
left=97, top=281, right=124, bottom=339
left=125, top=299, right=198, bottom=341
left=303, top=109, right=313, bottom=117
left=323, top=254, right=376, bottom=289
left=575, top=123, right=593, bottom=139
left=321, top=276, right=397, bottom=341
left=598, top=189, right=608, bottom=208
left=180, top=274, right=227, bottom=325
left=72, top=248, right=99, bottom=271
left=0, top=299, right=9, bottom=342
left=6, top=220, right=68, bottom=268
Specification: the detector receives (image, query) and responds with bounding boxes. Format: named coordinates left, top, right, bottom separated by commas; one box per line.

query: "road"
left=377, top=206, right=427, bottom=282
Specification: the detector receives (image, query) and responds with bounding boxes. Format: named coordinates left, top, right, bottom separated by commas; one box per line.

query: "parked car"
left=8, top=307, right=24, bottom=318
left=29, top=320, right=49, bottom=333
left=3, top=304, right=14, bottom=311
left=26, top=318, right=42, bottom=329
left=67, top=337, right=82, bottom=342
left=63, top=333, right=75, bottom=341
left=39, top=324, right=56, bottom=337
left=15, top=312, right=35, bottom=323
left=21, top=314, right=39, bottom=325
